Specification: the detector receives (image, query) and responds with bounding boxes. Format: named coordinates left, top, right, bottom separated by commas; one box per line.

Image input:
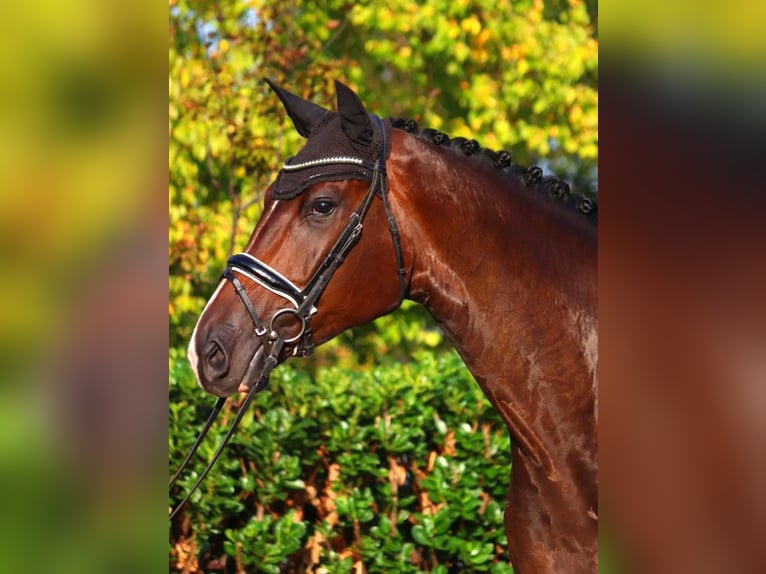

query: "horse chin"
left=235, top=344, right=268, bottom=394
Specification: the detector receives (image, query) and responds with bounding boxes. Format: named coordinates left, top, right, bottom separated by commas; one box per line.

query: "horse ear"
left=264, top=78, right=328, bottom=138
left=335, top=80, right=374, bottom=146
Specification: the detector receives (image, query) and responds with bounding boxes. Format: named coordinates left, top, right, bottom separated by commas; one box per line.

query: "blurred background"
left=601, top=1, right=766, bottom=572
left=0, top=0, right=167, bottom=572
left=1, top=0, right=764, bottom=571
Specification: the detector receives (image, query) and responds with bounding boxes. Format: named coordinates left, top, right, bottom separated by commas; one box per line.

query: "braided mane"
left=390, top=118, right=597, bottom=222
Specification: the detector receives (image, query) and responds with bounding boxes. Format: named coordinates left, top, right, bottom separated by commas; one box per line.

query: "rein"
left=169, top=116, right=406, bottom=519
left=169, top=337, right=283, bottom=520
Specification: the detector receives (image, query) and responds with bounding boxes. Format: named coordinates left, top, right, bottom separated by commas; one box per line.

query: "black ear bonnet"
left=266, top=78, right=392, bottom=199
left=273, top=113, right=392, bottom=199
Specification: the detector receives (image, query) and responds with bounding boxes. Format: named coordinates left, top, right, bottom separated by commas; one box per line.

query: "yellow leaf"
left=461, top=16, right=481, bottom=36
left=569, top=105, right=583, bottom=126
left=454, top=41, right=470, bottom=62
left=580, top=143, right=598, bottom=159
left=448, top=20, right=460, bottom=41
left=475, top=28, right=491, bottom=49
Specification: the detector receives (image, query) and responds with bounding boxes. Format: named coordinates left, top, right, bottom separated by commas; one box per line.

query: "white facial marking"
left=187, top=278, right=227, bottom=389
left=186, top=196, right=289, bottom=390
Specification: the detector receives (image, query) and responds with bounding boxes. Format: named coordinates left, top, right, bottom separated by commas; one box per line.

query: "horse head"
left=188, top=81, right=407, bottom=397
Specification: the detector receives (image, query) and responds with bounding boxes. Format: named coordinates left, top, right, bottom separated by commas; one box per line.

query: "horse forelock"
left=390, top=118, right=597, bottom=223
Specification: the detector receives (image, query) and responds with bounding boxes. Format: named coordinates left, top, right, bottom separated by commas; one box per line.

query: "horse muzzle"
left=188, top=252, right=318, bottom=397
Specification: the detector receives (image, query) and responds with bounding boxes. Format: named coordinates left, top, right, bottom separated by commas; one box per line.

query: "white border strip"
left=230, top=253, right=318, bottom=316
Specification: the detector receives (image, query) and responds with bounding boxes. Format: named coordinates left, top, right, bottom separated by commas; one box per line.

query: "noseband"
left=170, top=116, right=406, bottom=519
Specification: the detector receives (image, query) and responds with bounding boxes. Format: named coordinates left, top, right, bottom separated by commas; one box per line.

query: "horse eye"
left=311, top=198, right=336, bottom=216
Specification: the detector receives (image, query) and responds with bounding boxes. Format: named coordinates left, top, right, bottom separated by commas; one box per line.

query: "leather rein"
left=170, top=117, right=405, bottom=519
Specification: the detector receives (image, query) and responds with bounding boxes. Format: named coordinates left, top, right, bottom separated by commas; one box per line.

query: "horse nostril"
left=203, top=340, right=230, bottom=380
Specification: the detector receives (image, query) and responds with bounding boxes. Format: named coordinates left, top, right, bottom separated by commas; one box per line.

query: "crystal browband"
left=281, top=156, right=374, bottom=171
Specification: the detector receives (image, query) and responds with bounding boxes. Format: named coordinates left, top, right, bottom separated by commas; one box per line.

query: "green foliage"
left=342, top=0, right=598, bottom=169
left=170, top=348, right=512, bottom=572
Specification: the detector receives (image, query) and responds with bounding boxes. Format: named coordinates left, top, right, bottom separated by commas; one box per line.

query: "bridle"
left=170, top=116, right=406, bottom=519
left=224, top=118, right=406, bottom=361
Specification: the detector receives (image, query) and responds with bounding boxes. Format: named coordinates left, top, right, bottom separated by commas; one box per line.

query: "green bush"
left=169, top=348, right=513, bottom=572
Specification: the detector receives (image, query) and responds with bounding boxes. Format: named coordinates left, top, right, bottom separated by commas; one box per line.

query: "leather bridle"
left=170, top=116, right=406, bottom=519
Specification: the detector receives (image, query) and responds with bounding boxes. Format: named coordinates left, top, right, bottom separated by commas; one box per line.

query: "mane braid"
left=390, top=117, right=597, bottom=221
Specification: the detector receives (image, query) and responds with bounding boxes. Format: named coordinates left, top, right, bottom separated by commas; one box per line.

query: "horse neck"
left=388, top=131, right=598, bottom=469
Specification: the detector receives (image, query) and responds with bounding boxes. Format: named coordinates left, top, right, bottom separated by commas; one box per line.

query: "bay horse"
left=186, top=80, right=598, bottom=573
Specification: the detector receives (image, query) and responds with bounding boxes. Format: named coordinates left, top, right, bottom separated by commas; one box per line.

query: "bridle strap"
left=222, top=269, right=268, bottom=337
left=299, top=167, right=382, bottom=312
left=374, top=152, right=407, bottom=299
left=371, top=115, right=407, bottom=301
